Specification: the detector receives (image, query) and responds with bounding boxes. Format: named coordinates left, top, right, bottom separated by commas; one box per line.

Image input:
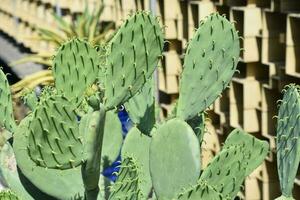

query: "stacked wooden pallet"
left=1, top=0, right=300, bottom=199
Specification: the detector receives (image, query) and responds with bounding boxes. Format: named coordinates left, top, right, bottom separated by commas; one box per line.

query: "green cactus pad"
left=0, top=143, right=33, bottom=200
left=79, top=110, right=123, bottom=166
left=102, top=110, right=123, bottom=164
left=53, top=38, right=101, bottom=105
left=223, top=128, right=269, bottom=177
left=177, top=181, right=223, bottom=200
left=124, top=78, right=155, bottom=135
left=121, top=127, right=152, bottom=197
left=104, top=11, right=164, bottom=110
left=21, top=89, right=38, bottom=111
left=108, top=156, right=144, bottom=200
left=150, top=118, right=201, bottom=199
left=276, top=84, right=300, bottom=197
left=0, top=190, right=20, bottom=200
left=13, top=115, right=85, bottom=199
left=200, top=145, right=246, bottom=199
left=177, top=13, right=240, bottom=120
left=27, top=95, right=83, bottom=169
left=0, top=70, right=16, bottom=132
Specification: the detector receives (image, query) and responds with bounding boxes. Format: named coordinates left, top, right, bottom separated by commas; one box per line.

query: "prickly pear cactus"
left=104, top=11, right=164, bottom=110
left=27, top=95, right=83, bottom=169
left=124, top=78, right=155, bottom=135
left=177, top=13, right=240, bottom=120
left=0, top=70, right=16, bottom=132
left=101, top=111, right=123, bottom=164
left=199, top=145, right=246, bottom=199
left=122, top=127, right=152, bottom=197
left=276, top=84, right=300, bottom=199
left=224, top=128, right=269, bottom=177
left=53, top=38, right=101, bottom=105
left=150, top=118, right=201, bottom=199
left=177, top=181, right=223, bottom=200
left=108, top=156, right=144, bottom=200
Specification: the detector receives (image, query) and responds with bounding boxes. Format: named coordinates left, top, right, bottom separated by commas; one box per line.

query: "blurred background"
left=0, top=0, right=299, bottom=199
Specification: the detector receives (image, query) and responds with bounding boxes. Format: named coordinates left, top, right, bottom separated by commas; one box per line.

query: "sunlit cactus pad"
left=104, top=11, right=164, bottom=109
left=177, top=13, right=240, bottom=120
left=53, top=38, right=100, bottom=105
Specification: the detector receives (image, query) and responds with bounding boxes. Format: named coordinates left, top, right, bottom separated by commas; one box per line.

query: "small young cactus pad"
left=104, top=11, right=164, bottom=110
left=276, top=84, right=300, bottom=198
left=177, top=13, right=240, bottom=120
left=53, top=38, right=101, bottom=105
left=0, top=69, right=16, bottom=132
left=150, top=118, right=201, bottom=199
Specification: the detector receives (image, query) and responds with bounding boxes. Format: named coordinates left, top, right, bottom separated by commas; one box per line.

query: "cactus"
left=223, top=128, right=269, bottom=177
left=177, top=181, right=223, bottom=200
left=149, top=118, right=201, bottom=199
left=104, top=12, right=164, bottom=110
left=122, top=127, right=152, bottom=197
left=199, top=145, right=247, bottom=199
left=53, top=38, right=101, bottom=106
left=0, top=70, right=16, bottom=132
left=176, top=13, right=240, bottom=120
left=27, top=95, right=84, bottom=169
left=276, top=84, right=300, bottom=200
left=0, top=11, right=271, bottom=200
left=13, top=115, right=85, bottom=199
left=0, top=11, right=164, bottom=200
left=101, top=111, right=123, bottom=165
left=108, top=156, right=144, bottom=199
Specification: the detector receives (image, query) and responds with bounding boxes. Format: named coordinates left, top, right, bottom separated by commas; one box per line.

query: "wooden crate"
left=261, top=10, right=286, bottom=64
left=286, top=14, right=300, bottom=78
left=230, top=6, right=262, bottom=62
left=229, top=78, right=261, bottom=132
left=280, top=0, right=300, bottom=13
